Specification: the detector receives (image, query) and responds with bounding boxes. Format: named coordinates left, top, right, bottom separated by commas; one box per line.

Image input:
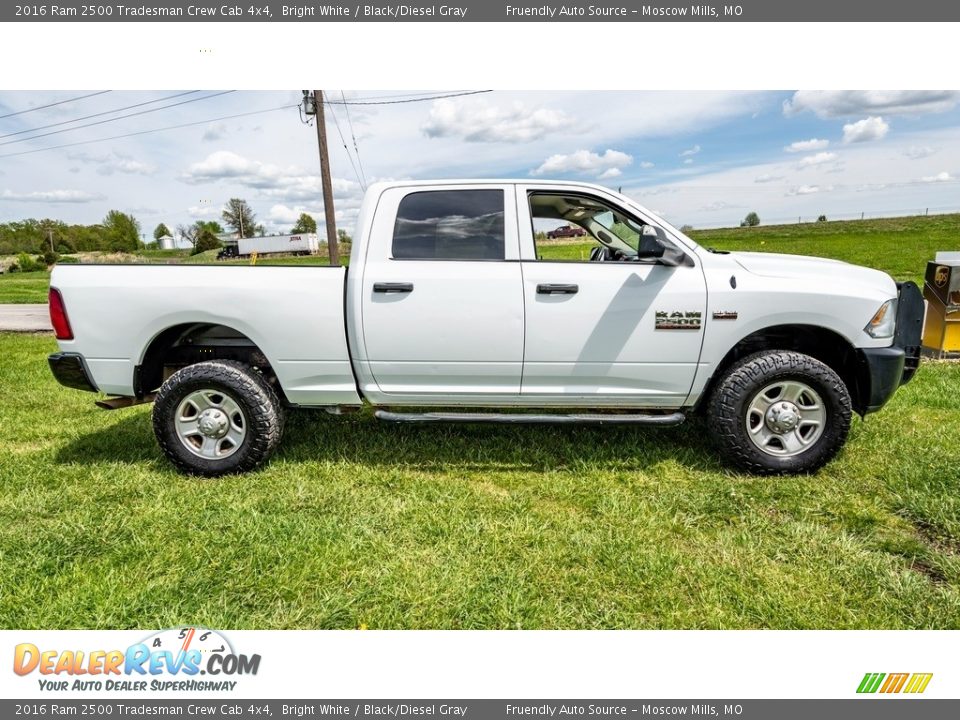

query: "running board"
left=95, top=394, right=155, bottom=410
left=374, top=410, right=685, bottom=426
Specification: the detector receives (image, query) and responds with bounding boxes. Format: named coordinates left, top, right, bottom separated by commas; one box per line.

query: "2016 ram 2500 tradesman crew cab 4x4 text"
left=47, top=180, right=924, bottom=476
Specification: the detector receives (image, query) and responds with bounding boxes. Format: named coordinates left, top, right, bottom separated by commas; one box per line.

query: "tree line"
left=0, top=210, right=142, bottom=256
left=1, top=197, right=337, bottom=260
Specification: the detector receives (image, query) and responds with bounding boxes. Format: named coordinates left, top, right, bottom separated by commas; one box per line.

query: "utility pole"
left=308, top=90, right=339, bottom=266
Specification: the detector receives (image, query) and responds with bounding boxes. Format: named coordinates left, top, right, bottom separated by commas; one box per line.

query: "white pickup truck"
left=48, top=180, right=924, bottom=476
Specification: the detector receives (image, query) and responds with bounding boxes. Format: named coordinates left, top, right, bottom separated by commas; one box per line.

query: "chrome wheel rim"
left=175, top=389, right=246, bottom=460
left=745, top=380, right=826, bottom=458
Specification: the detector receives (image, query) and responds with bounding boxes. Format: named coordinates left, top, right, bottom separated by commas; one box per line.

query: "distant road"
left=0, top=304, right=51, bottom=331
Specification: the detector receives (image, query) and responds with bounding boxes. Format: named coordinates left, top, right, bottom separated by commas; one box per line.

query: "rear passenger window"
left=392, top=189, right=505, bottom=260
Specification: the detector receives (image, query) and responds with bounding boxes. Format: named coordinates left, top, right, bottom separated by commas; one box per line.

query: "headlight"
left=864, top=298, right=897, bottom=339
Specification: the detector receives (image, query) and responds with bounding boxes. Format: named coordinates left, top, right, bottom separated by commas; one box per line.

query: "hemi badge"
left=712, top=311, right=738, bottom=320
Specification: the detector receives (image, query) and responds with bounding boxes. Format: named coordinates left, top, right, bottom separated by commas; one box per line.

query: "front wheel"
left=707, top=350, right=852, bottom=474
left=153, top=360, right=285, bottom=477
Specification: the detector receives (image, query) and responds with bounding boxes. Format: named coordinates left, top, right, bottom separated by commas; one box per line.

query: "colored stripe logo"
left=857, top=672, right=933, bottom=694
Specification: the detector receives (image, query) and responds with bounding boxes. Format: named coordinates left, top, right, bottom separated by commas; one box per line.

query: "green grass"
left=1, top=332, right=959, bottom=629
left=0, top=271, right=49, bottom=304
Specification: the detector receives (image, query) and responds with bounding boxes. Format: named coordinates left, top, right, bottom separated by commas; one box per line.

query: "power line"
left=0, top=91, right=112, bottom=120
left=0, top=91, right=201, bottom=140
left=341, top=90, right=368, bottom=188
left=324, top=92, right=365, bottom=190
left=0, top=91, right=236, bottom=148
left=322, top=89, right=492, bottom=106
left=0, top=104, right=297, bottom=160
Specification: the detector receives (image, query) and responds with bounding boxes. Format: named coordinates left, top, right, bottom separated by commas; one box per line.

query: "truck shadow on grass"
left=57, top=406, right=724, bottom=475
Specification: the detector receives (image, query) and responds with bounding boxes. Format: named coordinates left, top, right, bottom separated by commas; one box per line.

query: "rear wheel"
left=707, top=350, right=851, bottom=474
left=153, top=360, right=284, bottom=477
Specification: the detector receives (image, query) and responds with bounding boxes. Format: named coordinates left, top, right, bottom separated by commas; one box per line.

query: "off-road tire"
left=707, top=350, right=852, bottom=475
left=153, top=360, right=285, bottom=477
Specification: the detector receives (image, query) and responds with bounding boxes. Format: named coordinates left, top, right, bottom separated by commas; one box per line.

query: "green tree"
left=191, top=229, right=222, bottom=255
left=196, top=220, right=224, bottom=235
left=222, top=198, right=256, bottom=238
left=337, top=228, right=352, bottom=244
left=102, top=210, right=141, bottom=251
left=153, top=223, right=171, bottom=241
left=291, top=213, right=317, bottom=234
left=741, top=211, right=760, bottom=227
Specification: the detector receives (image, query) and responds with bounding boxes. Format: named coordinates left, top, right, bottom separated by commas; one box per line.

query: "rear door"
left=358, top=184, right=524, bottom=400
left=517, top=185, right=707, bottom=407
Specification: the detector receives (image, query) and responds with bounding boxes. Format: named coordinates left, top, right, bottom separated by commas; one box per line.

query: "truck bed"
left=50, top=264, right=360, bottom=405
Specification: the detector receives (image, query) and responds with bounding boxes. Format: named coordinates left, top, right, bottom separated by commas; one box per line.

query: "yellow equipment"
left=922, top=255, right=960, bottom=355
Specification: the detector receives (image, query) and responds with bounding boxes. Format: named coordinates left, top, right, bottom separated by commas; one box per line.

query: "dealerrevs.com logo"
left=13, top=627, right=261, bottom=692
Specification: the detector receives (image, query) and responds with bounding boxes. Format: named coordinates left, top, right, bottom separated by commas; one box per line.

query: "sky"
left=1, top=89, right=960, bottom=237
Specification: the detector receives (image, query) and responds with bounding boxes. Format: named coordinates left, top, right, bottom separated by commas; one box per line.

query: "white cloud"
left=700, top=200, right=740, bottom=211
left=639, top=161, right=654, bottom=169
left=67, top=151, right=155, bottom=176
left=0, top=189, right=105, bottom=203
left=187, top=204, right=221, bottom=218
left=267, top=204, right=321, bottom=225
left=842, top=117, right=889, bottom=144
left=679, top=144, right=701, bottom=157
left=755, top=173, right=785, bottom=183
left=798, top=151, right=838, bottom=168
left=786, top=185, right=821, bottom=196
left=180, top=151, right=358, bottom=204
left=921, top=171, right=953, bottom=183
left=785, top=138, right=829, bottom=153
left=683, top=158, right=694, bottom=165
left=202, top=123, right=227, bottom=142
left=598, top=168, right=622, bottom=179
left=422, top=99, right=577, bottom=143
left=904, top=145, right=936, bottom=160
left=784, top=90, right=960, bottom=118
left=531, top=149, right=633, bottom=177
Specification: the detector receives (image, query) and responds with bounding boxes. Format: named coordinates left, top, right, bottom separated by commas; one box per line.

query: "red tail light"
left=49, top=288, right=74, bottom=340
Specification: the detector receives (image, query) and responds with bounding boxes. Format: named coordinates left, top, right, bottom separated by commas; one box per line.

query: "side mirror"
left=637, top=225, right=666, bottom=259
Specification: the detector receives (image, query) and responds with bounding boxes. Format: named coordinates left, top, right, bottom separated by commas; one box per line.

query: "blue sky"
left=1, top=90, right=959, bottom=235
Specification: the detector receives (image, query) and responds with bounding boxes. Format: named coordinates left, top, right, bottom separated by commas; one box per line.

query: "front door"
left=517, top=187, right=707, bottom=407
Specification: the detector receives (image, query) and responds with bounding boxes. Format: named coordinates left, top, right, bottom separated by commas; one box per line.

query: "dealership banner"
left=1, top=630, right=956, bottom=709
left=5, top=0, right=960, bottom=22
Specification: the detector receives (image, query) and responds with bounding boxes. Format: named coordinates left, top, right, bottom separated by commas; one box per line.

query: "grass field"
left=1, top=332, right=959, bottom=629
left=0, top=212, right=956, bottom=303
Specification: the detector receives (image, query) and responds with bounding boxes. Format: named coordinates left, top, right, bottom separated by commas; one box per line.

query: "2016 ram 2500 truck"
left=47, top=180, right=924, bottom=476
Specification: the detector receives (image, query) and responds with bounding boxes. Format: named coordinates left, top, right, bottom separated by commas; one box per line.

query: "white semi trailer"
left=236, top=233, right=319, bottom=257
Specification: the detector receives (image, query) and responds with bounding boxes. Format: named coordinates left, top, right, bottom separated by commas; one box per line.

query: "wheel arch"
left=696, top=323, right=870, bottom=415
left=136, top=321, right=284, bottom=401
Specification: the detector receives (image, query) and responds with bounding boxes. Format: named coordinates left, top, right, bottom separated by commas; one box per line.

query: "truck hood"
left=731, top=251, right=897, bottom=295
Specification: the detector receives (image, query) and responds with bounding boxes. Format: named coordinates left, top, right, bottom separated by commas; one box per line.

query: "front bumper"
left=48, top=352, right=98, bottom=393
left=858, top=281, right=924, bottom=413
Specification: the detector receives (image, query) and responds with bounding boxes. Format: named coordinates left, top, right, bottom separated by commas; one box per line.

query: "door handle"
left=373, top=282, right=414, bottom=294
left=537, top=283, right=579, bottom=295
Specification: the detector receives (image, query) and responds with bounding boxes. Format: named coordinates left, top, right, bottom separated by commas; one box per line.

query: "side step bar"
left=374, top=410, right=685, bottom=426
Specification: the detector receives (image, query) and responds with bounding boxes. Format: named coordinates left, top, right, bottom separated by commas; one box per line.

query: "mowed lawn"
left=1, top=332, right=959, bottom=629
left=0, top=271, right=50, bottom=304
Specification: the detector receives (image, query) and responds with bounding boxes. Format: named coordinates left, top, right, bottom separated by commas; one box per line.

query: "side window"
left=392, top=189, right=505, bottom=260
left=529, top=191, right=659, bottom=263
